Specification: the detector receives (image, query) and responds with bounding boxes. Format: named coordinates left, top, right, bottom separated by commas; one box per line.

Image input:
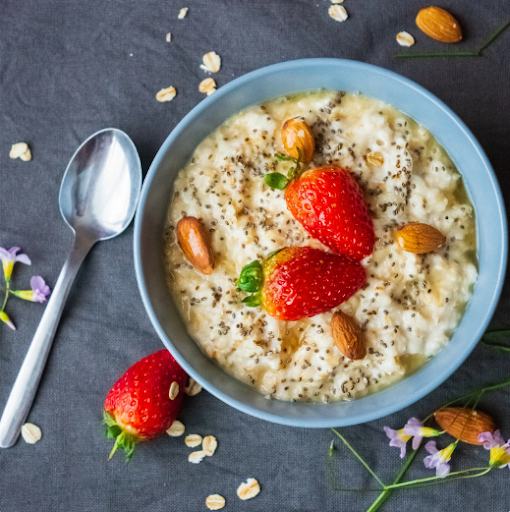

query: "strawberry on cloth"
left=285, top=165, right=375, bottom=260
left=237, top=246, right=365, bottom=321
left=103, top=349, right=188, bottom=461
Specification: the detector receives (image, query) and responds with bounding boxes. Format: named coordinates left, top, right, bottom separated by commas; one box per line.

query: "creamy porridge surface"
left=164, top=90, right=477, bottom=403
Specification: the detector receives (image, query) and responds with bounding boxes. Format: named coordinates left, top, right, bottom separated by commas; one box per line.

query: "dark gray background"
left=1, top=1, right=509, bottom=510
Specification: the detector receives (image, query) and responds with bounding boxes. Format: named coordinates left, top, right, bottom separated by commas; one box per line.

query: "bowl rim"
left=134, top=58, right=508, bottom=427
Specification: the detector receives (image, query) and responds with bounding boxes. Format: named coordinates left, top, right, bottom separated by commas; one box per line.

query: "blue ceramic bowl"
left=134, top=59, right=507, bottom=427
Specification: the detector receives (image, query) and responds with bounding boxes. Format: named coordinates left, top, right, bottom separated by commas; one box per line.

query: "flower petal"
left=436, top=461, right=450, bottom=477
left=424, top=440, right=438, bottom=454
left=493, top=430, right=505, bottom=446
left=30, top=276, right=50, bottom=294
left=479, top=430, right=505, bottom=450
left=412, top=435, right=423, bottom=450
left=424, top=452, right=439, bottom=469
left=15, top=253, right=31, bottom=265
left=0, top=247, right=11, bottom=259
left=403, top=417, right=423, bottom=436
left=384, top=426, right=397, bottom=440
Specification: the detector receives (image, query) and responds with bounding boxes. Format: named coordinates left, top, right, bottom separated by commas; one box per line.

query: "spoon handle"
left=0, top=235, right=95, bottom=448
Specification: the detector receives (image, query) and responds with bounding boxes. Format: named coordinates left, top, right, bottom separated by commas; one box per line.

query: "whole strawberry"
left=285, top=165, right=375, bottom=260
left=237, top=247, right=365, bottom=321
left=103, top=349, right=188, bottom=461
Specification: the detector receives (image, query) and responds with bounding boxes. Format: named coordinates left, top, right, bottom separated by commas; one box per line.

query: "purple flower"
left=384, top=426, right=411, bottom=458
left=478, top=430, right=510, bottom=469
left=0, top=246, right=31, bottom=282
left=424, top=441, right=456, bottom=477
left=403, top=417, right=442, bottom=450
left=478, top=430, right=505, bottom=450
left=30, top=276, right=50, bottom=302
left=11, top=276, right=51, bottom=303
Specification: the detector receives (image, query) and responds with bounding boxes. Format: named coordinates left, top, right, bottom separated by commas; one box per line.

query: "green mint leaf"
left=275, top=153, right=292, bottom=162
left=237, top=260, right=263, bottom=293
left=264, top=173, right=289, bottom=190
left=242, top=294, right=262, bottom=307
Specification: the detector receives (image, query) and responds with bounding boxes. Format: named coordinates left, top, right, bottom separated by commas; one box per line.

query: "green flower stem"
left=396, top=19, right=510, bottom=59
left=383, top=467, right=490, bottom=490
left=482, top=342, right=510, bottom=352
left=366, top=449, right=420, bottom=512
left=396, top=52, right=480, bottom=59
left=478, top=20, right=510, bottom=52
left=331, top=429, right=385, bottom=488
left=1, top=286, right=9, bottom=312
left=432, top=376, right=510, bottom=416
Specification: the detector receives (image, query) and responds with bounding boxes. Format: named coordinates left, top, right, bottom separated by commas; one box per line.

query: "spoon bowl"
left=0, top=128, right=141, bottom=448
left=59, top=129, right=141, bottom=240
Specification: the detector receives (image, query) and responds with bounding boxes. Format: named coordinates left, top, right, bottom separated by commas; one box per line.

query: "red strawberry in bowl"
left=285, top=165, right=375, bottom=260
left=103, top=349, right=188, bottom=461
left=237, top=246, right=365, bottom=321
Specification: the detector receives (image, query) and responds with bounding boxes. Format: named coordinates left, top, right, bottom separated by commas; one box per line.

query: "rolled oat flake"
left=21, top=423, right=42, bottom=444
left=237, top=478, right=260, bottom=500
left=206, top=494, right=225, bottom=510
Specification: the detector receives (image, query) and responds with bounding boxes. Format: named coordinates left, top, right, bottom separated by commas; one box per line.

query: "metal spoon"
left=0, top=128, right=142, bottom=448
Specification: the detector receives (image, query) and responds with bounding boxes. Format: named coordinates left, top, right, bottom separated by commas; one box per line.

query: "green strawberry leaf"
left=103, top=411, right=117, bottom=427
left=275, top=152, right=292, bottom=162
left=105, top=425, right=122, bottom=439
left=103, top=410, right=137, bottom=462
left=237, top=260, right=263, bottom=293
left=242, top=294, right=262, bottom=307
left=108, top=430, right=137, bottom=462
left=264, top=173, right=289, bottom=190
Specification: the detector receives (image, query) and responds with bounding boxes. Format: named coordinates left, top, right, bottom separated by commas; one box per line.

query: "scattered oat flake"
left=201, top=51, right=221, bottom=73
left=206, top=494, right=225, bottom=510
left=328, top=5, right=348, bottom=22
left=185, top=434, right=203, bottom=447
left=237, top=478, right=260, bottom=501
left=185, top=377, right=202, bottom=396
left=203, top=435, right=217, bottom=456
left=199, top=78, right=217, bottom=96
left=178, top=7, right=188, bottom=19
left=21, top=423, right=42, bottom=444
left=166, top=420, right=185, bottom=437
left=166, top=32, right=172, bottom=42
left=396, top=31, right=415, bottom=47
left=156, top=86, right=177, bottom=102
left=188, top=450, right=207, bottom=464
left=169, top=381, right=179, bottom=400
left=331, top=0, right=343, bottom=3
left=10, top=142, right=31, bottom=161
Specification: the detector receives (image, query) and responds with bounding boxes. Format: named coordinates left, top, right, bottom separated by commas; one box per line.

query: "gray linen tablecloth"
left=1, top=1, right=509, bottom=510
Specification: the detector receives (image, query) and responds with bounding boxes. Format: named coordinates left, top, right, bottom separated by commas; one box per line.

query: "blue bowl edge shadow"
left=133, top=58, right=508, bottom=428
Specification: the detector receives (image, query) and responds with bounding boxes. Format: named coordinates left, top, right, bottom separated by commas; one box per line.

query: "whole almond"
left=331, top=311, right=365, bottom=360
left=177, top=217, right=214, bottom=275
left=434, top=407, right=495, bottom=445
left=282, top=117, right=315, bottom=163
left=416, top=7, right=462, bottom=43
left=396, top=222, right=446, bottom=254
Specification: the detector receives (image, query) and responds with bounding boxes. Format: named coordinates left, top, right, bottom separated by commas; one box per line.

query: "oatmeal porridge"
left=164, top=90, right=477, bottom=403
